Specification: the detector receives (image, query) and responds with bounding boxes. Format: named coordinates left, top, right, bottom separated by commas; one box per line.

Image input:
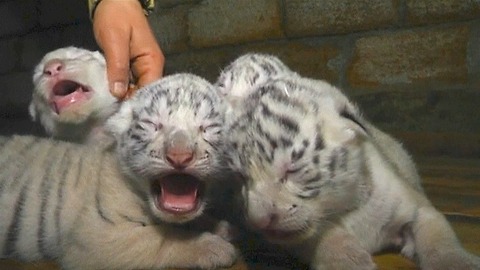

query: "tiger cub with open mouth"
left=29, top=46, right=118, bottom=143
left=0, top=74, right=237, bottom=269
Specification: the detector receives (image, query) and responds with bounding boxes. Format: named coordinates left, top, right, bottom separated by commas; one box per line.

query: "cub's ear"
left=105, top=101, right=134, bottom=139
left=320, top=110, right=367, bottom=147
left=92, top=50, right=106, bottom=64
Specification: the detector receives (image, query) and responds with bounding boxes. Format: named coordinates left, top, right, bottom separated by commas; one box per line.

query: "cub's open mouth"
left=152, top=174, right=205, bottom=214
left=50, top=80, right=92, bottom=114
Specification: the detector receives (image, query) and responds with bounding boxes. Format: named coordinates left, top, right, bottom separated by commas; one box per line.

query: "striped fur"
left=29, top=47, right=118, bottom=143
left=223, top=58, right=480, bottom=269
left=0, top=74, right=238, bottom=269
left=217, top=53, right=422, bottom=191
left=215, top=53, right=294, bottom=117
left=106, top=73, right=229, bottom=224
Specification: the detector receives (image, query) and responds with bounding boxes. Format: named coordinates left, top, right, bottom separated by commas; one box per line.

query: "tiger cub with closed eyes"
left=106, top=73, right=230, bottom=224
left=0, top=73, right=237, bottom=270
left=223, top=71, right=480, bottom=268
left=216, top=53, right=422, bottom=190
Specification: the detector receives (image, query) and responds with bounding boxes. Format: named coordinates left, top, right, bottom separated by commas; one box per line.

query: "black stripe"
left=121, top=215, right=147, bottom=227
left=37, top=163, right=55, bottom=257
left=250, top=72, right=260, bottom=85
left=54, top=148, right=73, bottom=248
left=37, top=147, right=67, bottom=259
left=328, top=152, right=337, bottom=179
left=96, top=192, right=115, bottom=225
left=338, top=148, right=348, bottom=171
left=255, top=140, right=270, bottom=163
left=312, top=155, right=320, bottom=165
left=260, top=103, right=299, bottom=134
left=94, top=155, right=115, bottom=225
left=303, top=173, right=322, bottom=186
left=74, top=155, right=85, bottom=188
left=291, top=148, right=305, bottom=161
left=4, top=184, right=29, bottom=257
left=279, top=137, right=293, bottom=148
left=314, top=133, right=324, bottom=150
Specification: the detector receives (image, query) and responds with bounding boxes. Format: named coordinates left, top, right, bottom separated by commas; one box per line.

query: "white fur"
left=29, top=46, right=118, bottom=143
left=224, top=73, right=480, bottom=269
left=0, top=135, right=237, bottom=269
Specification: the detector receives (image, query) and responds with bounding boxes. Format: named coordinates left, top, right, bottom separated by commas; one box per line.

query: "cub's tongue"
left=52, top=90, right=87, bottom=114
left=158, top=175, right=200, bottom=214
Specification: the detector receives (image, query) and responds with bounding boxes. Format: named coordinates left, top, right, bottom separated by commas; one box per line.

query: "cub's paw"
left=214, top=220, right=240, bottom=242
left=195, top=232, right=238, bottom=269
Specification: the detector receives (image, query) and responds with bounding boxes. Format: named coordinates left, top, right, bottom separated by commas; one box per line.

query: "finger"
left=132, top=47, right=165, bottom=87
left=130, top=18, right=165, bottom=87
left=92, top=2, right=131, bottom=99
left=99, top=30, right=131, bottom=98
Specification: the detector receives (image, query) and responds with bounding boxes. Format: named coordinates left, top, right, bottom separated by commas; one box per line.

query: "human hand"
left=92, top=0, right=164, bottom=99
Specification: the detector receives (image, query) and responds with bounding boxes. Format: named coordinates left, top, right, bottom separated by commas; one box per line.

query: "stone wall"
left=0, top=0, right=479, bottom=156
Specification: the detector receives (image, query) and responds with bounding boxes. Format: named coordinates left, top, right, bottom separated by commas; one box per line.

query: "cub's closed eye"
left=286, top=166, right=303, bottom=174
left=200, top=123, right=221, bottom=133
left=140, top=120, right=163, bottom=131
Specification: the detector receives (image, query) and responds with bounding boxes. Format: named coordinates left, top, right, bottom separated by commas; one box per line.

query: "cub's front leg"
left=62, top=222, right=238, bottom=270
left=312, top=226, right=376, bottom=270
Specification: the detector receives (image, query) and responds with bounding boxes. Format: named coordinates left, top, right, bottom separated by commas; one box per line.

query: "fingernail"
left=112, top=82, right=127, bottom=98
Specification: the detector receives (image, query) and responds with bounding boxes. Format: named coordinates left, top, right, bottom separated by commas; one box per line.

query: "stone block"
left=406, top=0, right=480, bottom=25
left=354, top=89, right=480, bottom=133
left=157, top=0, right=201, bottom=8
left=469, top=22, right=480, bottom=88
left=0, top=71, right=34, bottom=118
left=347, top=25, right=469, bottom=89
left=19, top=25, right=96, bottom=72
left=237, top=41, right=341, bottom=84
left=0, top=0, right=38, bottom=37
left=149, top=7, right=189, bottom=54
left=38, top=0, right=89, bottom=27
left=188, top=0, right=283, bottom=48
left=284, top=0, right=399, bottom=37
left=0, top=38, right=19, bottom=74
left=19, top=30, right=64, bottom=71
left=59, top=23, right=97, bottom=50
left=165, top=49, right=239, bottom=82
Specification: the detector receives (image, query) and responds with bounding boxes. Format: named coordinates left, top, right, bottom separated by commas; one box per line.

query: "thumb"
left=103, top=39, right=130, bottom=99
left=93, top=15, right=130, bottom=98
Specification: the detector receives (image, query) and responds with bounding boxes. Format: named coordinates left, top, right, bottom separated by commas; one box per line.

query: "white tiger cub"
left=223, top=76, right=480, bottom=269
left=29, top=46, right=118, bottom=143
left=105, top=73, right=230, bottom=225
left=216, top=53, right=422, bottom=191
left=0, top=135, right=236, bottom=270
left=0, top=74, right=238, bottom=269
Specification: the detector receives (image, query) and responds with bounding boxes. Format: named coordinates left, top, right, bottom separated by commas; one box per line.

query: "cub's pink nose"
left=166, top=150, right=195, bottom=169
left=43, top=59, right=64, bottom=76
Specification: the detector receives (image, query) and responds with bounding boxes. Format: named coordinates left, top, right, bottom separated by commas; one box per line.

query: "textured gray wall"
left=0, top=0, right=479, bottom=156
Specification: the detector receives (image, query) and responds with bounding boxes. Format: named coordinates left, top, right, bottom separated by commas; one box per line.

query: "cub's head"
left=215, top=53, right=294, bottom=110
left=225, top=78, right=370, bottom=244
left=29, top=46, right=117, bottom=138
left=107, top=73, right=226, bottom=223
